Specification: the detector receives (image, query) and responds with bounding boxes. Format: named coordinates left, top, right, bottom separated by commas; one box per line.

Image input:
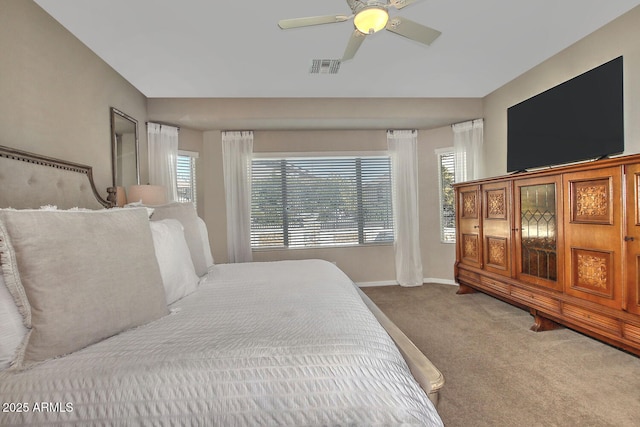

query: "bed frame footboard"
left=358, top=289, right=445, bottom=407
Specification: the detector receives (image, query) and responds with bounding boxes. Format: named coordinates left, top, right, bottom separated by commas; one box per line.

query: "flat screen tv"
left=507, top=56, right=624, bottom=173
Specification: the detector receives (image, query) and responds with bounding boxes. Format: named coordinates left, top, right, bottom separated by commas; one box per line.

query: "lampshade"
left=115, top=186, right=127, bottom=207
left=354, top=7, right=388, bottom=34
left=127, top=185, right=167, bottom=206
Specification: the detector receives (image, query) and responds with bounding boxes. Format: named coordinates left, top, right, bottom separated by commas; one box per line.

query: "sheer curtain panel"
left=387, top=130, right=423, bottom=287
left=452, top=119, right=484, bottom=182
left=222, top=131, right=254, bottom=263
left=147, top=122, right=179, bottom=202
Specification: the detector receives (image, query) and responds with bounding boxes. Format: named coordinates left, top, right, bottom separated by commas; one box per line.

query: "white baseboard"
left=356, top=280, right=397, bottom=287
left=425, top=278, right=457, bottom=286
left=356, top=278, right=457, bottom=287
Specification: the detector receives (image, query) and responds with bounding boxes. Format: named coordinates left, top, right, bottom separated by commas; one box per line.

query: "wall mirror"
left=110, top=107, right=140, bottom=190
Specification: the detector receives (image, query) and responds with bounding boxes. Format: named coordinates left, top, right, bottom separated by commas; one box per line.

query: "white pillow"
left=0, top=208, right=168, bottom=369
left=150, top=203, right=208, bottom=276
left=197, top=216, right=214, bottom=268
left=0, top=272, right=27, bottom=370
left=149, top=219, right=200, bottom=304
left=123, top=201, right=155, bottom=218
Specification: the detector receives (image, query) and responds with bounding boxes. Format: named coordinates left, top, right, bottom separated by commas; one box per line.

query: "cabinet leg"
left=530, top=310, right=562, bottom=332
left=456, top=283, right=478, bottom=295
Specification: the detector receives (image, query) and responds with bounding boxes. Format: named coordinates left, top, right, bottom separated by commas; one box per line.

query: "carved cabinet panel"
left=457, top=184, right=482, bottom=269
left=563, top=166, right=622, bottom=309
left=482, top=181, right=512, bottom=277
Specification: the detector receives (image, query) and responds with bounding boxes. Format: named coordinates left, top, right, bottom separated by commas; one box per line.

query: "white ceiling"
left=34, top=0, right=640, bottom=99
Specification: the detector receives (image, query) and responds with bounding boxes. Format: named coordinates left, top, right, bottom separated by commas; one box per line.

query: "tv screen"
left=507, top=56, right=624, bottom=173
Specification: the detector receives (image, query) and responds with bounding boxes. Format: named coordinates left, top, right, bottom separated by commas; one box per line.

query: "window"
left=177, top=150, right=198, bottom=207
left=251, top=155, right=394, bottom=249
left=437, top=148, right=456, bottom=243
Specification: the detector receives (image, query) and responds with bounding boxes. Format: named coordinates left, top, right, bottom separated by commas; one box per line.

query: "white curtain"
left=222, top=131, right=254, bottom=263
left=387, top=130, right=423, bottom=287
left=452, top=118, right=484, bottom=182
left=148, top=122, right=179, bottom=202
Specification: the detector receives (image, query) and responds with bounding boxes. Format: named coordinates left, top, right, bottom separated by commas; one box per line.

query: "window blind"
left=437, top=150, right=456, bottom=243
left=177, top=153, right=196, bottom=206
left=251, top=156, right=393, bottom=248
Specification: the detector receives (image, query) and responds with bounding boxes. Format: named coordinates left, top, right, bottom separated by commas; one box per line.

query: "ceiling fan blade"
left=385, top=16, right=441, bottom=45
left=278, top=15, right=351, bottom=29
left=342, top=30, right=366, bottom=61
left=389, top=0, right=419, bottom=9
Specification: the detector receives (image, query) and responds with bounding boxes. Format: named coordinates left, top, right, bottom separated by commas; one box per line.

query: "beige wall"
left=0, top=0, right=474, bottom=284
left=149, top=97, right=482, bottom=284
left=0, top=0, right=148, bottom=195
left=483, top=5, right=640, bottom=178
left=23, top=0, right=640, bottom=284
left=147, top=97, right=483, bottom=132
left=201, top=128, right=457, bottom=284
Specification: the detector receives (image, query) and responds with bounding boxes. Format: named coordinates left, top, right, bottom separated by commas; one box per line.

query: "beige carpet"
left=362, top=283, right=640, bottom=427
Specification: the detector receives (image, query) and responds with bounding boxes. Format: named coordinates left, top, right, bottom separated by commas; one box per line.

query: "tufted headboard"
left=0, top=145, right=111, bottom=209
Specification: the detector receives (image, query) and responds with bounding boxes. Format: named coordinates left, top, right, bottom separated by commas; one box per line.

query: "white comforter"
left=0, top=259, right=443, bottom=426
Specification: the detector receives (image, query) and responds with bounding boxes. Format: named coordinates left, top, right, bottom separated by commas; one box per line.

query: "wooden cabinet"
left=454, top=155, right=640, bottom=355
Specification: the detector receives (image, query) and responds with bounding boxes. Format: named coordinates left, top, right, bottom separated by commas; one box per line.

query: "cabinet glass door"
left=516, top=176, right=563, bottom=290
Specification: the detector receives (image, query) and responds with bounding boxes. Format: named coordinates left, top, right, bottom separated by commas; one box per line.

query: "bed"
left=0, top=145, right=444, bottom=426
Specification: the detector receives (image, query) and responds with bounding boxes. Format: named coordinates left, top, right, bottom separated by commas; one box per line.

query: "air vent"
left=309, top=59, right=341, bottom=74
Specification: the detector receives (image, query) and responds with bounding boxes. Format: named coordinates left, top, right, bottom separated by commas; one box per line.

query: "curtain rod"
left=146, top=121, right=180, bottom=131
left=451, top=118, right=483, bottom=128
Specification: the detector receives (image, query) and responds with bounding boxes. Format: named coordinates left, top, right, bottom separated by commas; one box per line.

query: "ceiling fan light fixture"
left=354, top=7, right=389, bottom=34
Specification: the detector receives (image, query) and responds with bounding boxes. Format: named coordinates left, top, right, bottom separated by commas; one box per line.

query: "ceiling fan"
left=278, top=0, right=441, bottom=61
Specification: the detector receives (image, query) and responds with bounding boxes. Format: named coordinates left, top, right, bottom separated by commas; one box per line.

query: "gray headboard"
left=0, top=145, right=111, bottom=209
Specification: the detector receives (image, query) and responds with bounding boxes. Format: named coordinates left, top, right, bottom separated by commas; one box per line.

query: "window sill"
left=252, top=242, right=394, bottom=252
